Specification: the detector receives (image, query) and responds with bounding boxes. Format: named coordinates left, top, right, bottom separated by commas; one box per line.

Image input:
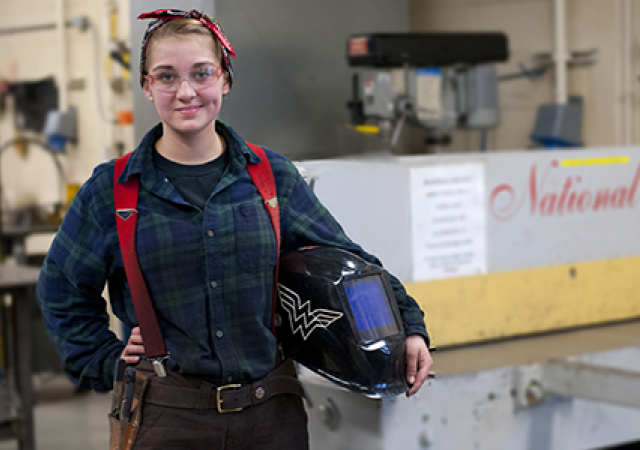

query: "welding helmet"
left=276, top=246, right=408, bottom=398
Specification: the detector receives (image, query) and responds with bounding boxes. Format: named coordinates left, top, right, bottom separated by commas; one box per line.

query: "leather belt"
left=136, top=359, right=305, bottom=413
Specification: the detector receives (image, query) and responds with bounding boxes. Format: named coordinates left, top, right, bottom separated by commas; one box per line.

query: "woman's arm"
left=37, top=170, right=125, bottom=392
left=272, top=153, right=433, bottom=393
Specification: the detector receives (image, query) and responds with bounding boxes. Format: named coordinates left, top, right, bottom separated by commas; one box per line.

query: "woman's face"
left=143, top=34, right=229, bottom=137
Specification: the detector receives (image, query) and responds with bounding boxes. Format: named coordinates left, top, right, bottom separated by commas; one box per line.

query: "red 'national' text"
left=489, top=161, right=640, bottom=221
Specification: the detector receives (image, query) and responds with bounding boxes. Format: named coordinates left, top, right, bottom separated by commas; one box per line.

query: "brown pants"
left=131, top=362, right=309, bottom=450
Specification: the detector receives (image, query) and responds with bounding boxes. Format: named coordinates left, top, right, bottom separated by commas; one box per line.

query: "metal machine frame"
left=297, top=146, right=640, bottom=449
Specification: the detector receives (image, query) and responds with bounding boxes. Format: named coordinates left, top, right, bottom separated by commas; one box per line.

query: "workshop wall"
left=0, top=0, right=133, bottom=214
left=1, top=0, right=413, bottom=215
left=213, top=0, right=413, bottom=160
left=2, top=0, right=637, bottom=207
left=410, top=0, right=640, bottom=152
left=567, top=0, right=640, bottom=147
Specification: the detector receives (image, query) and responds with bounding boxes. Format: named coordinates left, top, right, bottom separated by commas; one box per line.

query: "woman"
left=37, top=9, right=432, bottom=449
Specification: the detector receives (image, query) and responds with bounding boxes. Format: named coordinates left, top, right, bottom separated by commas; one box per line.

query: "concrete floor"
left=0, top=373, right=110, bottom=450
left=2, top=370, right=639, bottom=450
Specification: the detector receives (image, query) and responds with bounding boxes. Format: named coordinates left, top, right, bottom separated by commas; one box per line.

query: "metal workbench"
left=0, top=264, right=40, bottom=450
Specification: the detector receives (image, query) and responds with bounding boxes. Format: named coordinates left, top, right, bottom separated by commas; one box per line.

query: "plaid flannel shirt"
left=37, top=121, right=429, bottom=392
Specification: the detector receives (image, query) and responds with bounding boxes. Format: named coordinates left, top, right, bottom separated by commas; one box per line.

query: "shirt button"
left=216, top=330, right=224, bottom=338
left=211, top=281, right=217, bottom=288
left=208, top=230, right=214, bottom=237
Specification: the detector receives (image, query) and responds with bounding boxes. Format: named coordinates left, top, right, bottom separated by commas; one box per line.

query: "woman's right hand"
left=120, top=326, right=145, bottom=364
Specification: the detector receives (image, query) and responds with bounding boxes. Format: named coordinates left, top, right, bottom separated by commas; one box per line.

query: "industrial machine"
left=345, top=33, right=508, bottom=149
left=292, top=33, right=640, bottom=450
left=297, top=141, right=640, bottom=450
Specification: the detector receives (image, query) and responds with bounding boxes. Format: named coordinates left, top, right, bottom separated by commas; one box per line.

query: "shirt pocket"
left=233, top=199, right=277, bottom=273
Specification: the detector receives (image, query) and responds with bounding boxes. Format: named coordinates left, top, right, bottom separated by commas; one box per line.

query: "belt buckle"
left=216, top=384, right=243, bottom=413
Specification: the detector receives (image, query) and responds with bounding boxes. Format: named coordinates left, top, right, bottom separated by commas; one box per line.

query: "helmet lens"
left=343, top=274, right=400, bottom=343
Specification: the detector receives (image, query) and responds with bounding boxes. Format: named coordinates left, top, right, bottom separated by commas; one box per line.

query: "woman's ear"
left=142, top=81, right=154, bottom=102
left=221, top=70, right=231, bottom=95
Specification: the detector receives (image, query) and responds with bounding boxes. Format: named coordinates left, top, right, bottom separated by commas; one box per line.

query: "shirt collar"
left=217, top=120, right=262, bottom=165
left=117, top=121, right=261, bottom=185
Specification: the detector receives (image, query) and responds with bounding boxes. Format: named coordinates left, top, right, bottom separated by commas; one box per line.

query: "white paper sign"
left=410, top=163, right=487, bottom=281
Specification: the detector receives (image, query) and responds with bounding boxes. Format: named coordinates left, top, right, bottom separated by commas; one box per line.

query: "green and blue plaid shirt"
left=37, top=121, right=428, bottom=392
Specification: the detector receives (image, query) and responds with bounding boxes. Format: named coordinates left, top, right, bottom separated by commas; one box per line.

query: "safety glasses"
left=145, top=64, right=223, bottom=93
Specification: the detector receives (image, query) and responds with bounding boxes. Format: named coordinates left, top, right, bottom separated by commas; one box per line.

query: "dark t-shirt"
left=153, top=146, right=229, bottom=210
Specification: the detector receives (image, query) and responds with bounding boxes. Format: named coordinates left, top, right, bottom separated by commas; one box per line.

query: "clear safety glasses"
left=146, top=64, right=223, bottom=93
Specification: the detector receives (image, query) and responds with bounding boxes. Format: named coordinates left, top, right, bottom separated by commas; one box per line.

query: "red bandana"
left=137, top=9, right=236, bottom=86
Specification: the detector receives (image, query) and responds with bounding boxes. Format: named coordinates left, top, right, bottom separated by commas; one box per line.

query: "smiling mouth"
left=176, top=105, right=202, bottom=113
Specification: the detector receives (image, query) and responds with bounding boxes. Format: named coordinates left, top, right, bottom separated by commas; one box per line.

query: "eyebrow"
left=150, top=61, right=215, bottom=72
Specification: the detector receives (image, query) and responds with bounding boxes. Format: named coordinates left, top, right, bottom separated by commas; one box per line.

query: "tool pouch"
left=109, top=370, right=149, bottom=450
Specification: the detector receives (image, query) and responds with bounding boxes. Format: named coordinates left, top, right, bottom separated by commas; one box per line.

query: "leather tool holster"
left=109, top=370, right=149, bottom=450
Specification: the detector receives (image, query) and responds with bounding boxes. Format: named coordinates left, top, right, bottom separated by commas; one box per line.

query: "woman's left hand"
left=405, top=334, right=433, bottom=397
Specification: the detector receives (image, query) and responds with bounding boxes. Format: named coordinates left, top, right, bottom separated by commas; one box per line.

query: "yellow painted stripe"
left=560, top=156, right=630, bottom=167
left=405, top=255, right=640, bottom=348
left=351, top=125, right=380, bottom=135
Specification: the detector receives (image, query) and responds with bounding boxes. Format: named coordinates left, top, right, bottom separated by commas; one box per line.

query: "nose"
left=175, top=77, right=196, bottom=98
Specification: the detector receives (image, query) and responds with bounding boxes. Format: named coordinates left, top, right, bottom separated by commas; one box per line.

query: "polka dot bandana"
left=137, top=9, right=236, bottom=87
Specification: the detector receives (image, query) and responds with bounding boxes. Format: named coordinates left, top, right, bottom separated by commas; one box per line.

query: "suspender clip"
left=150, top=354, right=170, bottom=378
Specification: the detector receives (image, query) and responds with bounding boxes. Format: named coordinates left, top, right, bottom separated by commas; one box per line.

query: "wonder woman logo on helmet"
left=277, top=284, right=343, bottom=341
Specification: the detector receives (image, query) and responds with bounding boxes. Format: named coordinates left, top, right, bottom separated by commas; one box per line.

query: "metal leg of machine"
left=0, top=266, right=39, bottom=450
left=516, top=360, right=640, bottom=410
left=302, top=337, right=640, bottom=450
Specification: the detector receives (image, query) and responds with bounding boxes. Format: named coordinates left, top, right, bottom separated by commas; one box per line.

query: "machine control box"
left=347, top=32, right=509, bottom=68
